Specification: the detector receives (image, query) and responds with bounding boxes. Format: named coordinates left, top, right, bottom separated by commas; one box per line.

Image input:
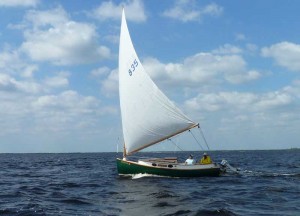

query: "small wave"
left=194, top=208, right=237, bottom=216
left=61, top=182, right=81, bottom=188
left=50, top=191, right=66, bottom=198
left=150, top=190, right=178, bottom=198
left=0, top=209, right=17, bottom=215
left=152, top=201, right=176, bottom=207
left=1, top=209, right=46, bottom=216
left=164, top=210, right=192, bottom=216
left=61, top=198, right=91, bottom=205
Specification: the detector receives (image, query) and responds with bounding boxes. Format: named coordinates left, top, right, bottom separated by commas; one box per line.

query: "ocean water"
left=0, top=150, right=299, bottom=216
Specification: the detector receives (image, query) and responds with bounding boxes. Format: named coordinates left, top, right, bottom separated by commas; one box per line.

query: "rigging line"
left=197, top=125, right=210, bottom=150
left=116, top=137, right=123, bottom=157
left=168, top=138, right=184, bottom=151
left=189, top=129, right=205, bottom=151
left=116, top=137, right=120, bottom=154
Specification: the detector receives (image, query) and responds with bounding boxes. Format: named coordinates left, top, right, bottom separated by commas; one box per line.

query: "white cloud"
left=202, top=2, right=223, bottom=16
left=0, top=49, right=71, bottom=94
left=21, top=7, right=111, bottom=65
left=246, top=43, right=258, bottom=53
left=225, top=70, right=261, bottom=84
left=101, top=68, right=119, bottom=96
left=212, top=44, right=242, bottom=55
left=143, top=52, right=261, bottom=86
left=0, top=49, right=38, bottom=77
left=235, top=33, right=246, bottom=41
left=32, top=90, right=98, bottom=112
left=0, top=49, right=60, bottom=96
left=185, top=91, right=257, bottom=112
left=92, top=0, right=146, bottom=23
left=255, top=92, right=292, bottom=110
left=187, top=82, right=300, bottom=150
left=185, top=89, right=294, bottom=113
left=102, top=47, right=262, bottom=96
left=261, top=41, right=300, bottom=72
left=89, top=67, right=118, bottom=97
left=24, top=6, right=69, bottom=27
left=0, top=0, right=39, bottom=7
left=30, top=90, right=117, bottom=132
left=183, top=88, right=297, bottom=150
left=0, top=73, right=39, bottom=93
left=90, top=67, right=110, bottom=77
left=162, top=1, right=223, bottom=22
left=0, top=89, right=116, bottom=135
left=43, top=72, right=69, bottom=89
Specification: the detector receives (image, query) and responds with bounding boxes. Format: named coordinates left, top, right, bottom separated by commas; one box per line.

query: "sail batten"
left=119, top=9, right=197, bottom=155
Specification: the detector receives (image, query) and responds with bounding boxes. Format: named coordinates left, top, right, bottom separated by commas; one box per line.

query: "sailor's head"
left=189, top=154, right=193, bottom=159
left=203, top=152, right=207, bottom=157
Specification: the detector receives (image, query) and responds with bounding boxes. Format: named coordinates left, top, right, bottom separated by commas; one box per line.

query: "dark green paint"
left=116, top=158, right=221, bottom=177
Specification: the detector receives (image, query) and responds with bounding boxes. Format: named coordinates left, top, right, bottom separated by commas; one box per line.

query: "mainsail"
left=119, top=9, right=197, bottom=155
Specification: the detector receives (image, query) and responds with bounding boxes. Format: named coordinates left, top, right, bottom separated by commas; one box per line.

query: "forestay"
left=119, top=9, right=197, bottom=155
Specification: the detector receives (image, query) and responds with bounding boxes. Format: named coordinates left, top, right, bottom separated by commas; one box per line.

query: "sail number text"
left=128, top=59, right=138, bottom=76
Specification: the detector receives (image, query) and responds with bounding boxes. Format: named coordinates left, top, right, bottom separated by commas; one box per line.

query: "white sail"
left=119, top=9, right=197, bottom=155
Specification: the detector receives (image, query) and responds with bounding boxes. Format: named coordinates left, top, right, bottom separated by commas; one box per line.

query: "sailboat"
left=117, top=9, right=221, bottom=177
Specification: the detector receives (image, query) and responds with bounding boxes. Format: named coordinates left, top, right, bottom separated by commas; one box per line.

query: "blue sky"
left=0, top=0, right=299, bottom=153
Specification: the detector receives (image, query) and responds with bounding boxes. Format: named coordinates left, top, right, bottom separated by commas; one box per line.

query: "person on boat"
left=199, top=152, right=212, bottom=164
left=185, top=154, right=195, bottom=165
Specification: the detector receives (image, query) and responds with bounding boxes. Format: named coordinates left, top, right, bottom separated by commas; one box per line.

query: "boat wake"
left=131, top=173, right=180, bottom=179
left=242, top=170, right=300, bottom=178
left=118, top=173, right=165, bottom=179
left=131, top=173, right=161, bottom=179
left=220, top=160, right=300, bottom=178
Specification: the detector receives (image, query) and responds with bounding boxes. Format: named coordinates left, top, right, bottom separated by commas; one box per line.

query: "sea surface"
left=0, top=150, right=299, bottom=216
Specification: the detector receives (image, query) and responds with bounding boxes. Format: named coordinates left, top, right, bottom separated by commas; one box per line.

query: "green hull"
left=117, top=158, right=221, bottom=177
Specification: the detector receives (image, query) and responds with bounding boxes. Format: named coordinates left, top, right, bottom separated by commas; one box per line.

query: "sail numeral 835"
left=128, top=59, right=138, bottom=76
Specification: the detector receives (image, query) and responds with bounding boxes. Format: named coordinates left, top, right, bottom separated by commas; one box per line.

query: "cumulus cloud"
left=0, top=88, right=116, bottom=136
left=32, top=90, right=98, bottom=111
left=102, top=47, right=262, bottom=96
left=225, top=70, right=261, bottom=84
left=184, top=81, right=300, bottom=147
left=143, top=52, right=261, bottom=86
left=89, top=67, right=118, bottom=97
left=0, top=73, right=40, bottom=93
left=212, top=44, right=242, bottom=55
left=0, top=49, right=38, bottom=77
left=261, top=41, right=300, bottom=72
left=185, top=90, right=294, bottom=113
left=0, top=46, right=115, bottom=137
left=246, top=43, right=258, bottom=53
left=185, top=91, right=257, bottom=112
left=92, top=0, right=146, bottom=23
left=282, top=80, right=300, bottom=102
left=90, top=67, right=110, bottom=77
left=31, top=90, right=117, bottom=131
left=21, top=7, right=111, bottom=65
left=101, top=68, right=119, bottom=96
left=162, top=1, right=223, bottom=22
left=43, top=72, right=70, bottom=89
left=0, top=0, right=39, bottom=7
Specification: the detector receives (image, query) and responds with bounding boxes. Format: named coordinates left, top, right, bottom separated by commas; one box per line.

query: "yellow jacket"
left=200, top=156, right=212, bottom=164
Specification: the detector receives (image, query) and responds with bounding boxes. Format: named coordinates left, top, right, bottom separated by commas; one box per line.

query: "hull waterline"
left=117, top=158, right=221, bottom=177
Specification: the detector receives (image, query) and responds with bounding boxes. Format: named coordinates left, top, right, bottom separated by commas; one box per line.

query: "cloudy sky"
left=0, top=0, right=299, bottom=153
